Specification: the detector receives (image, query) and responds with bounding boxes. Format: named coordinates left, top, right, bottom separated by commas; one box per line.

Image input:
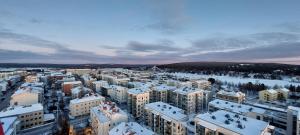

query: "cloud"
left=143, top=0, right=189, bottom=34
left=29, top=18, right=42, bottom=24
left=127, top=40, right=178, bottom=52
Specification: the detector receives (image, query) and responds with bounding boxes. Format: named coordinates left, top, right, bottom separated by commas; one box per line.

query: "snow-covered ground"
left=167, top=73, right=300, bottom=87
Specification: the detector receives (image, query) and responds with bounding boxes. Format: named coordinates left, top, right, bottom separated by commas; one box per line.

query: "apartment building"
left=150, top=84, right=176, bottom=103
left=71, top=86, right=92, bottom=99
left=195, top=110, right=274, bottom=135
left=107, top=85, right=128, bottom=104
left=92, top=81, right=109, bottom=93
left=90, top=101, right=128, bottom=135
left=10, top=84, right=44, bottom=106
left=25, top=75, right=39, bottom=83
left=0, top=103, right=44, bottom=130
left=127, top=87, right=150, bottom=119
left=62, top=81, right=82, bottom=96
left=209, top=99, right=297, bottom=135
left=191, top=80, right=211, bottom=90
left=144, top=102, right=188, bottom=135
left=216, top=90, right=245, bottom=103
left=109, top=122, right=154, bottom=135
left=287, top=106, right=300, bottom=135
left=69, top=94, right=105, bottom=117
left=170, top=87, right=209, bottom=114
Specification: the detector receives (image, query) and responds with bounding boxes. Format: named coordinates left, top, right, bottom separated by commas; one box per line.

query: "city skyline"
left=0, top=0, right=300, bottom=64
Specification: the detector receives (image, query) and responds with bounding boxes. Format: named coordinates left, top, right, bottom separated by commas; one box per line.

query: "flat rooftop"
left=145, top=102, right=187, bottom=121
left=0, top=103, right=43, bottom=117
left=70, top=94, right=104, bottom=104
left=196, top=110, right=270, bottom=135
left=109, top=122, right=154, bottom=135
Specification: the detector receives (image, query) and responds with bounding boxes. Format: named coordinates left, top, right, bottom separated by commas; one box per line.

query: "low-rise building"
left=216, top=90, right=245, bottom=103
left=0, top=103, right=44, bottom=130
left=192, top=80, right=211, bottom=90
left=69, top=94, right=105, bottom=117
left=144, top=102, right=188, bottom=135
left=195, top=110, right=274, bottom=135
left=62, top=81, right=82, bottom=96
left=109, top=122, right=154, bottom=135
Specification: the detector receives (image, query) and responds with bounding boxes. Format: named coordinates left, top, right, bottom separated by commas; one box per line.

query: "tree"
left=208, top=78, right=216, bottom=84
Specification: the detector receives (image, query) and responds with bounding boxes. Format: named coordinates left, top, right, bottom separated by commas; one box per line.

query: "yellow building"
left=259, top=89, right=278, bottom=101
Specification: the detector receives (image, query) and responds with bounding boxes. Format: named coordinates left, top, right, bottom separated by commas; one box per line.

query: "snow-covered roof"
left=127, top=87, right=150, bottom=95
left=109, top=122, right=154, bottom=135
left=145, top=102, right=187, bottom=121
left=63, top=81, right=82, bottom=85
left=97, top=101, right=127, bottom=116
left=196, top=110, right=270, bottom=135
left=174, top=87, right=203, bottom=95
left=266, top=89, right=278, bottom=94
left=153, top=84, right=176, bottom=92
left=0, top=116, right=17, bottom=135
left=209, top=99, right=266, bottom=114
left=70, top=94, right=104, bottom=104
left=0, top=103, right=43, bottom=118
left=44, top=113, right=55, bottom=121
left=288, top=106, right=300, bottom=120
left=217, top=90, right=245, bottom=97
left=71, top=86, right=91, bottom=94
left=91, top=107, right=110, bottom=123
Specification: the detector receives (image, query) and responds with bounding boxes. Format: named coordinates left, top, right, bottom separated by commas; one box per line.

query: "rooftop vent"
left=169, top=107, right=172, bottom=109
left=234, top=114, right=239, bottom=118
left=225, top=114, right=230, bottom=118
left=249, top=107, right=253, bottom=112
left=173, top=111, right=176, bottom=114
left=225, top=102, right=228, bottom=104
left=211, top=115, right=216, bottom=120
left=231, top=105, right=234, bottom=108
left=238, top=105, right=242, bottom=108
left=216, top=101, right=219, bottom=104
left=225, top=120, right=230, bottom=125
left=237, top=123, right=244, bottom=129
left=243, top=117, right=247, bottom=121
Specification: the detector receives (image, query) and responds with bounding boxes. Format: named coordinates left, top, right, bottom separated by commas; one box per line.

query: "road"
left=0, top=82, right=23, bottom=111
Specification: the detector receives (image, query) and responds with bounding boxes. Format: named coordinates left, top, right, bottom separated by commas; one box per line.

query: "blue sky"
left=0, top=0, right=300, bottom=64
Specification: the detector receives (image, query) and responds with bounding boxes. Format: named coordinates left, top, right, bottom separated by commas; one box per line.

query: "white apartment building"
left=287, top=106, right=300, bottom=135
left=92, top=81, right=109, bottom=93
left=144, top=102, right=188, bottom=135
left=25, top=75, right=39, bottom=83
left=171, top=87, right=210, bottom=114
left=195, top=110, right=274, bottom=135
left=0, top=103, right=44, bottom=130
left=71, top=86, right=92, bottom=99
left=10, top=85, right=44, bottom=106
left=127, top=87, right=150, bottom=119
left=69, top=94, right=105, bottom=117
left=109, top=122, right=154, bottom=135
left=90, top=101, right=128, bottom=135
left=106, top=85, right=128, bottom=103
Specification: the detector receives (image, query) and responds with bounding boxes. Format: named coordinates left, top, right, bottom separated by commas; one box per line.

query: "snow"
left=109, top=122, right=154, bottom=135
left=0, top=103, right=43, bottom=117
left=0, top=116, right=17, bottom=134
left=266, top=89, right=278, bottom=94
left=167, top=73, right=300, bottom=87
left=209, top=99, right=266, bottom=114
left=91, top=107, right=110, bottom=123
left=44, top=113, right=55, bottom=121
left=197, top=110, right=270, bottom=135
left=127, top=87, right=150, bottom=95
left=63, top=81, right=82, bottom=85
left=70, top=94, right=105, bottom=104
left=174, top=87, right=203, bottom=95
left=145, top=102, right=187, bottom=121
left=153, top=84, right=176, bottom=91
left=217, top=90, right=245, bottom=97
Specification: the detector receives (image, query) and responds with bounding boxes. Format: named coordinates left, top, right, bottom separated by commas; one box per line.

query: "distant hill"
left=0, top=63, right=154, bottom=69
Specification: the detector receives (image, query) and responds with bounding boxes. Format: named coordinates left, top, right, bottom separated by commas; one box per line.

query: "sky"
left=0, top=0, right=300, bottom=65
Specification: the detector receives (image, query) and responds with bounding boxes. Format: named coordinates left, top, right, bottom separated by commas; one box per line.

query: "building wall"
left=10, top=92, right=39, bottom=106
left=70, top=99, right=102, bottom=117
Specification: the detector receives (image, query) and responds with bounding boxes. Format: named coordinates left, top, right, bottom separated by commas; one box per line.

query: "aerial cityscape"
left=0, top=0, right=300, bottom=135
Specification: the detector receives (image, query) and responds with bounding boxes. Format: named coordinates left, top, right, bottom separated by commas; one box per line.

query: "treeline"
left=158, top=62, right=300, bottom=76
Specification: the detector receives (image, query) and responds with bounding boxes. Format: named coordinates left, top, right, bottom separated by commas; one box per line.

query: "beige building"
left=216, top=90, right=245, bottom=103
left=90, top=101, right=128, bottom=135
left=69, top=94, right=105, bottom=117
left=92, top=81, right=109, bottom=93
left=192, top=80, right=211, bottom=90
left=171, top=87, right=210, bottom=114
left=144, top=102, right=188, bottom=135
left=127, top=87, right=150, bottom=119
left=259, top=88, right=289, bottom=102
left=0, top=103, right=44, bottom=130
left=25, top=75, right=39, bottom=83
left=10, top=85, right=44, bottom=106
left=195, top=110, right=274, bottom=135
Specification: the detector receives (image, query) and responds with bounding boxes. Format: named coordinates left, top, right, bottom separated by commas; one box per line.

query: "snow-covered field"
left=168, top=73, right=300, bottom=87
